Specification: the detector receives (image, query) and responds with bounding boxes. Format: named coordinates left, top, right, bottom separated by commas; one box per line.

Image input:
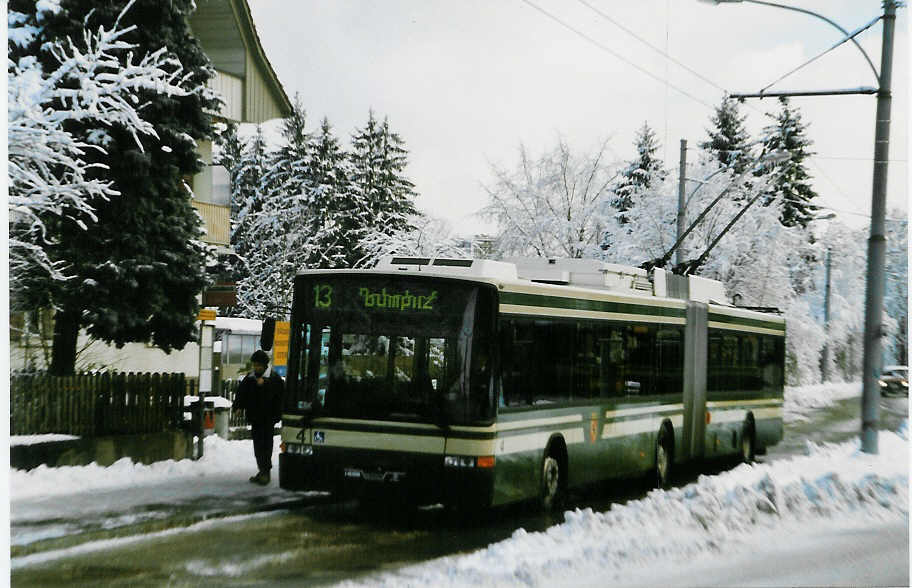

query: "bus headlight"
left=444, top=455, right=474, bottom=468
left=284, top=443, right=313, bottom=456
left=444, top=455, right=494, bottom=468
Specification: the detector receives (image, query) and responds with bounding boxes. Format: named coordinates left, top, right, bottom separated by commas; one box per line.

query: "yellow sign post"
left=273, top=321, right=291, bottom=367
left=197, top=309, right=217, bottom=322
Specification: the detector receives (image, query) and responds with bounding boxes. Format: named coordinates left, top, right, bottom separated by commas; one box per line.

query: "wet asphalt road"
left=11, top=393, right=908, bottom=587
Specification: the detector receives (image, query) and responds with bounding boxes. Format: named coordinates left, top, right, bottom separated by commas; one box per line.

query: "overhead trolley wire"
left=575, top=0, right=729, bottom=95
left=518, top=0, right=719, bottom=111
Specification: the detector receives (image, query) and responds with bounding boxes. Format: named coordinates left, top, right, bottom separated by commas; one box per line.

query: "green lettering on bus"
left=313, top=284, right=333, bottom=308
left=358, top=287, right=438, bottom=311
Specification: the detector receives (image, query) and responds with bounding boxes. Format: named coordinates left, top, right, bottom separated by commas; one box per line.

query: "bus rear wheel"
left=540, top=454, right=562, bottom=510
left=741, top=421, right=756, bottom=464
left=654, top=428, right=673, bottom=489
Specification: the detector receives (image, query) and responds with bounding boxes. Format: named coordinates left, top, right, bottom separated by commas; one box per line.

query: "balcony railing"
left=192, top=201, right=230, bottom=246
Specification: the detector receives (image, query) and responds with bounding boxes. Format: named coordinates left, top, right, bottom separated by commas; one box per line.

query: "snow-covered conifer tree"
left=759, top=97, right=819, bottom=228
left=700, top=97, right=753, bottom=175
left=8, top=0, right=219, bottom=375
left=613, top=122, right=667, bottom=220
left=230, top=126, right=273, bottom=318
left=8, top=0, right=191, bottom=298
left=348, top=112, right=420, bottom=266
left=306, top=117, right=356, bottom=269
left=236, top=97, right=329, bottom=318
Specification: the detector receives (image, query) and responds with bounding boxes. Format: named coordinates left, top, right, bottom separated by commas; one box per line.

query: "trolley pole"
left=860, top=0, right=897, bottom=454
left=676, top=139, right=688, bottom=266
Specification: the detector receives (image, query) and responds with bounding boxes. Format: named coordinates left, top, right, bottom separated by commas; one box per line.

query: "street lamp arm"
left=740, top=0, right=881, bottom=84
left=760, top=14, right=883, bottom=93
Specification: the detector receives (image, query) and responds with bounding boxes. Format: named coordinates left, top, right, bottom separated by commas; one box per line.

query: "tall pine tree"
left=11, top=0, right=219, bottom=375
left=760, top=97, right=818, bottom=228
left=229, top=126, right=272, bottom=317
left=306, top=117, right=355, bottom=268
left=240, top=96, right=316, bottom=317
left=613, top=122, right=666, bottom=223
left=700, top=98, right=753, bottom=175
left=348, top=112, right=419, bottom=266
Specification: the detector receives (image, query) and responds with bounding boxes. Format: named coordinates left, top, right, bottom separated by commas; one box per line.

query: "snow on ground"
left=350, top=425, right=909, bottom=588
left=10, top=433, right=80, bottom=446
left=8, top=380, right=906, bottom=585
left=10, top=434, right=275, bottom=503
left=783, top=381, right=862, bottom=423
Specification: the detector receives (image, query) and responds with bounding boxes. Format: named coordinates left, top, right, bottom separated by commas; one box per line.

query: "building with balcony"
left=190, top=0, right=292, bottom=254
left=10, top=0, right=292, bottom=374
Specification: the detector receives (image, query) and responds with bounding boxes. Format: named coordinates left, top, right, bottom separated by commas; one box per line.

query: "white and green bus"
left=278, top=257, right=784, bottom=510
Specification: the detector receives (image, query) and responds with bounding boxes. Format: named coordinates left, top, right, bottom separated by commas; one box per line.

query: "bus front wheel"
left=540, top=455, right=562, bottom=510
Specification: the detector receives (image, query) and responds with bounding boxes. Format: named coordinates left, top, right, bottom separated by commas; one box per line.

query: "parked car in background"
left=879, top=365, right=908, bottom=396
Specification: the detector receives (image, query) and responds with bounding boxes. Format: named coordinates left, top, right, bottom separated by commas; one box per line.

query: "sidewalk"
left=10, top=435, right=321, bottom=558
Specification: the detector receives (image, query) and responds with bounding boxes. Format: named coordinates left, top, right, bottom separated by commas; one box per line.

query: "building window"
left=210, top=165, right=230, bottom=206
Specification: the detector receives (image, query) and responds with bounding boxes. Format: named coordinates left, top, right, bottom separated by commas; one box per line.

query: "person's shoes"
left=256, top=471, right=270, bottom=485
left=249, top=472, right=263, bottom=484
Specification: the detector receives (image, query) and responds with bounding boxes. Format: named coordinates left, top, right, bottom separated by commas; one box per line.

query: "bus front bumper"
left=279, top=450, right=494, bottom=508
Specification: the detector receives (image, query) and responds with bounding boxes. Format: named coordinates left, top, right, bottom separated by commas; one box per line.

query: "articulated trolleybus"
left=278, top=257, right=785, bottom=509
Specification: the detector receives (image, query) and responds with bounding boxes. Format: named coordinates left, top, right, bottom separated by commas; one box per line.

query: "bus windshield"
left=288, top=275, right=496, bottom=426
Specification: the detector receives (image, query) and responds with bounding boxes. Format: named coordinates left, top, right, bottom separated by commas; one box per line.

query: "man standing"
left=233, top=349, right=284, bottom=485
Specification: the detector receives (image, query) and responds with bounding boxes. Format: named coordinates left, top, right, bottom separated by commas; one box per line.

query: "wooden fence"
left=217, top=379, right=247, bottom=428
left=10, top=372, right=186, bottom=437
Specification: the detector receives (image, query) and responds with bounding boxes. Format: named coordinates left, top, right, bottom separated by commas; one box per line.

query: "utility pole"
left=860, top=0, right=897, bottom=454
left=821, top=248, right=832, bottom=382
left=676, top=139, right=687, bottom=266
left=719, top=0, right=898, bottom=454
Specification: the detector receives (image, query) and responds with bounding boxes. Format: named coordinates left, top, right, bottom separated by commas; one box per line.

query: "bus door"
left=682, top=301, right=708, bottom=461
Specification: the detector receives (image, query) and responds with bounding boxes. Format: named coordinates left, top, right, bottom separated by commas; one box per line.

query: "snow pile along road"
left=783, top=381, right=861, bottom=422
left=353, top=426, right=909, bottom=588
left=10, top=434, right=274, bottom=501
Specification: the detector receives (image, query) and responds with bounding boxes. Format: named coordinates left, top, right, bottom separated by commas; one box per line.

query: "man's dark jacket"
left=233, top=368, right=283, bottom=426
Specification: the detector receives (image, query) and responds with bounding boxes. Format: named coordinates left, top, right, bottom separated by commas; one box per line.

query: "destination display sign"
left=301, top=276, right=476, bottom=328
left=313, top=283, right=441, bottom=313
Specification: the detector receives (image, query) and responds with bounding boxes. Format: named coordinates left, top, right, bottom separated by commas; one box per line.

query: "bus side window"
left=501, top=319, right=533, bottom=407
left=600, top=325, right=626, bottom=398
left=760, top=335, right=784, bottom=392
left=708, top=331, right=722, bottom=395
left=741, top=334, right=762, bottom=393
left=656, top=327, right=684, bottom=397
left=574, top=322, right=597, bottom=399
left=626, top=325, right=655, bottom=395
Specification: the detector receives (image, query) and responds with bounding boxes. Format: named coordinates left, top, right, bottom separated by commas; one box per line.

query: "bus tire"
left=741, top=418, right=756, bottom=464
left=654, top=426, right=673, bottom=489
left=540, top=449, right=564, bottom=511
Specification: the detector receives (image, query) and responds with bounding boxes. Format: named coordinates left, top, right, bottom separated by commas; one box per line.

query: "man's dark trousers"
left=252, top=423, right=273, bottom=473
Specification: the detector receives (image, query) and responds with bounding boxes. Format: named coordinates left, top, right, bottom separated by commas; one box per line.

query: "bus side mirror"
left=260, top=317, right=276, bottom=351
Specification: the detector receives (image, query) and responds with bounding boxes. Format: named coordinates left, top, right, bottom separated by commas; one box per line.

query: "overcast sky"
left=246, top=0, right=908, bottom=236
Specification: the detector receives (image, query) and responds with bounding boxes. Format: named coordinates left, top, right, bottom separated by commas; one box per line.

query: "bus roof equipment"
left=376, top=256, right=731, bottom=306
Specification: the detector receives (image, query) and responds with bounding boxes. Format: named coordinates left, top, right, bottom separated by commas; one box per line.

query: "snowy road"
left=610, top=519, right=909, bottom=588
left=9, top=384, right=909, bottom=587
